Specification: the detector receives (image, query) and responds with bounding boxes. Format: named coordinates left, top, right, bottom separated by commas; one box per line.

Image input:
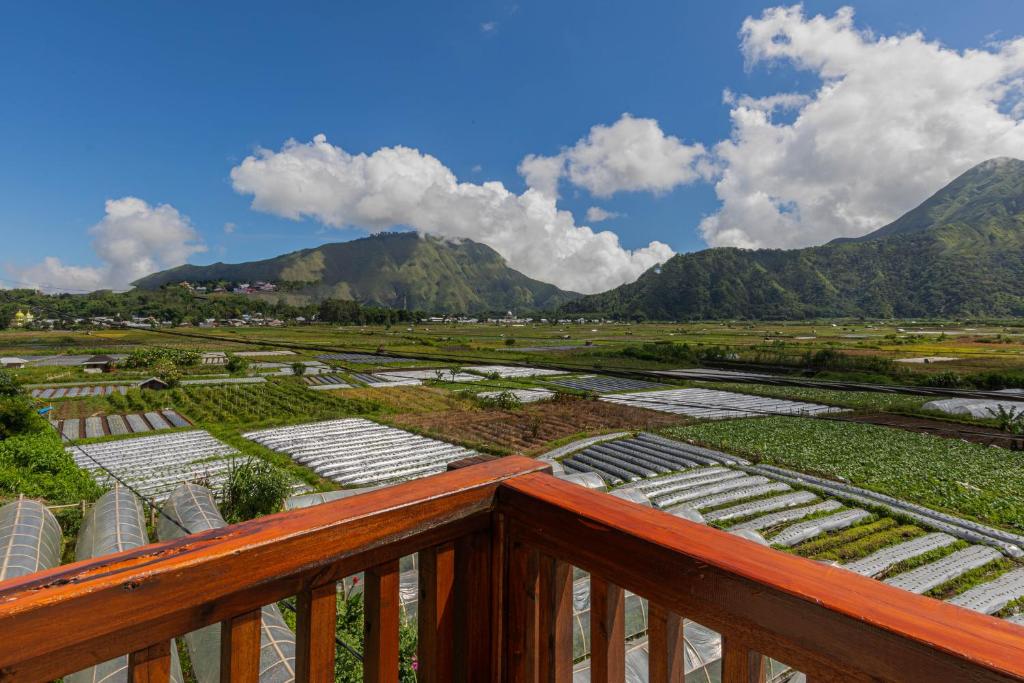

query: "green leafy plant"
left=225, top=355, right=250, bottom=375
left=220, top=457, right=289, bottom=523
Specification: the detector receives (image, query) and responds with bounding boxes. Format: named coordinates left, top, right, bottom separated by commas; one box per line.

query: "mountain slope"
left=566, top=158, right=1024, bottom=319
left=133, top=233, right=580, bottom=313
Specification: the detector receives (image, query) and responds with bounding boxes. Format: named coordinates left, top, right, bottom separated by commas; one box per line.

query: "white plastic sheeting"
left=600, top=388, right=843, bottom=419
left=844, top=533, right=958, bottom=578
left=477, top=388, right=554, bottom=403
left=0, top=499, right=61, bottom=581
left=770, top=509, right=871, bottom=547
left=159, top=484, right=296, bottom=683
left=69, top=430, right=238, bottom=501
left=464, top=365, right=565, bottom=378
left=884, top=546, right=1002, bottom=594
left=948, top=568, right=1024, bottom=614
left=922, top=397, right=1024, bottom=419
left=729, top=501, right=843, bottom=533
left=703, top=491, right=819, bottom=523
left=67, top=489, right=185, bottom=683
left=244, top=419, right=474, bottom=486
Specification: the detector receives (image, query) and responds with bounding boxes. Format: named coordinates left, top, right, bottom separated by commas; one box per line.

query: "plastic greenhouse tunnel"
left=0, top=498, right=62, bottom=581
left=66, top=487, right=185, bottom=683
left=159, top=483, right=297, bottom=683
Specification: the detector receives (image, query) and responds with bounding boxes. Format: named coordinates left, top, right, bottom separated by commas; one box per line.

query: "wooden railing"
left=0, top=456, right=1022, bottom=682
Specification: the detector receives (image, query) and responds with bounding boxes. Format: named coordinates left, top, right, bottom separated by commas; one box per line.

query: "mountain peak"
left=132, top=232, right=580, bottom=313
left=834, top=156, right=1024, bottom=244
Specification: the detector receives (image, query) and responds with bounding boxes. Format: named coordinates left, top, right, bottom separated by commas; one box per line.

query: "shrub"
left=291, top=361, right=307, bottom=377
left=152, top=358, right=182, bottom=388
left=226, top=356, right=250, bottom=375
left=220, top=458, right=289, bottom=523
left=124, top=347, right=200, bottom=368
left=0, top=396, right=42, bottom=439
left=0, top=370, right=20, bottom=397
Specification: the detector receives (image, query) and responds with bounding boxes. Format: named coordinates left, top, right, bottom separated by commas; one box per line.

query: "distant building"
left=137, top=377, right=170, bottom=391
left=11, top=310, right=34, bottom=328
left=0, top=357, right=27, bottom=369
left=81, top=355, right=116, bottom=374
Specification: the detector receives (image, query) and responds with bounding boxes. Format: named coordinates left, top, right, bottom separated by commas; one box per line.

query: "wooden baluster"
left=721, top=635, right=766, bottom=683
left=419, top=542, right=456, bottom=683
left=364, top=560, right=400, bottom=683
left=590, top=575, right=625, bottom=683
left=538, top=555, right=573, bottom=683
left=295, top=581, right=338, bottom=682
left=454, top=529, right=494, bottom=682
left=648, top=603, right=684, bottom=683
left=505, top=539, right=539, bottom=683
left=127, top=640, right=171, bottom=683
left=220, top=609, right=262, bottom=683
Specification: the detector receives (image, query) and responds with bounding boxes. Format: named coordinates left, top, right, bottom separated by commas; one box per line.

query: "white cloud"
left=701, top=5, right=1024, bottom=248
left=11, top=198, right=206, bottom=292
left=224, top=221, right=236, bottom=234
left=481, top=21, right=497, bottom=33
left=230, top=135, right=673, bottom=293
left=522, top=114, right=707, bottom=198
left=585, top=206, right=619, bottom=222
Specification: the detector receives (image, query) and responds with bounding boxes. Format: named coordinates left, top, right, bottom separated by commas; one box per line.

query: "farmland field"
left=388, top=394, right=686, bottom=454
left=665, top=417, right=1024, bottom=531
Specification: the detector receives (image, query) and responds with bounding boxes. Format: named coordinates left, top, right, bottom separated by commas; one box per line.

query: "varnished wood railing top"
left=0, top=456, right=547, bottom=681
left=499, top=472, right=1024, bottom=682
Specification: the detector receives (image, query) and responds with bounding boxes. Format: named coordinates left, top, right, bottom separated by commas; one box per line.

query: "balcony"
left=0, top=456, right=1021, bottom=682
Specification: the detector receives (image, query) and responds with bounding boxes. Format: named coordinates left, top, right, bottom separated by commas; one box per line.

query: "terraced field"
left=555, top=433, right=1024, bottom=627
left=388, top=396, right=685, bottom=454
left=667, top=417, right=1024, bottom=531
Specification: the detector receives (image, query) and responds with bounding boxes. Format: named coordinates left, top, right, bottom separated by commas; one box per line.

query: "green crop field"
left=665, top=416, right=1024, bottom=531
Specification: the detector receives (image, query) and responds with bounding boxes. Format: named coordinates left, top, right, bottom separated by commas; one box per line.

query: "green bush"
left=0, top=430, right=102, bottom=504
left=0, top=396, right=42, bottom=439
left=226, top=355, right=250, bottom=375
left=124, top=347, right=200, bottom=369
left=220, top=458, right=289, bottom=523
left=0, top=370, right=20, bottom=397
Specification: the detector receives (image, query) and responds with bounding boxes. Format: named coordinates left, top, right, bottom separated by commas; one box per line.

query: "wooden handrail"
left=498, top=472, right=1024, bottom=682
left=0, top=456, right=548, bottom=681
left=0, top=458, right=1021, bottom=682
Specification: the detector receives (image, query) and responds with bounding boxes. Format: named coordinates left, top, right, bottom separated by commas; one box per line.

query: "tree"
left=225, top=355, right=250, bottom=375
left=220, top=458, right=289, bottom=523
left=291, top=361, right=307, bottom=377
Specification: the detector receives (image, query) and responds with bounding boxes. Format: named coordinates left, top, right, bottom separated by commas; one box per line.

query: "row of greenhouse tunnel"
left=0, top=482, right=761, bottom=683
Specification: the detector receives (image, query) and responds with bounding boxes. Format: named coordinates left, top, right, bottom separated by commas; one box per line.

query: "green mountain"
left=565, top=158, right=1024, bottom=319
left=133, top=232, right=580, bottom=313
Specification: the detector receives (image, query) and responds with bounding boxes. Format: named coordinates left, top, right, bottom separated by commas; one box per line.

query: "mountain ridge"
left=565, top=157, right=1024, bottom=319
left=133, top=232, right=581, bottom=313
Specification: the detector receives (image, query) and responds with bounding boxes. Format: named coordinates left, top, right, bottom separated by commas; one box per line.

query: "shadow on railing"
left=0, top=455, right=1022, bottom=682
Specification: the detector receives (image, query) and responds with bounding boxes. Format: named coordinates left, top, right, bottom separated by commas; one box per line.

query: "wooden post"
left=418, top=543, right=456, bottom=683
left=127, top=641, right=171, bottom=683
left=454, top=529, right=494, bottom=682
left=538, top=555, right=573, bottom=683
left=295, top=581, right=338, bottom=682
left=364, top=560, right=400, bottom=683
left=648, top=603, right=684, bottom=683
left=220, top=609, right=262, bottom=683
left=589, top=575, right=625, bottom=683
left=505, top=539, right=539, bottom=683
left=721, top=635, right=767, bottom=683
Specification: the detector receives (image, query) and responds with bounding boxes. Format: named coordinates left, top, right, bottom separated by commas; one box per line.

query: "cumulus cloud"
left=224, top=221, right=236, bottom=234
left=586, top=206, right=619, bottom=222
left=701, top=5, right=1024, bottom=248
left=522, top=114, right=707, bottom=197
left=11, top=198, right=206, bottom=292
left=230, top=135, right=672, bottom=293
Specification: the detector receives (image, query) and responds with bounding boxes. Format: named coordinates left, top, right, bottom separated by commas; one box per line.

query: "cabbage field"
left=666, top=417, right=1024, bottom=532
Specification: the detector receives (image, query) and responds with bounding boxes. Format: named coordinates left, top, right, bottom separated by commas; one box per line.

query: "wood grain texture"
left=127, top=641, right=171, bottom=683
left=220, top=609, right=261, bottom=683
left=506, top=539, right=539, bottom=683
left=364, top=560, right=400, bottom=683
left=454, top=529, right=494, bottom=683
left=538, top=555, right=573, bottom=683
left=648, top=603, right=684, bottom=683
left=418, top=543, right=455, bottom=683
left=0, top=456, right=547, bottom=682
left=589, top=575, right=625, bottom=683
left=295, top=581, right=338, bottom=683
left=721, top=635, right=766, bottom=683
left=500, top=472, right=1024, bottom=682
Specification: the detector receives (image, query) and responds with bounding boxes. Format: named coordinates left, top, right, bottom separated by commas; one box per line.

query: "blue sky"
left=3, top=1, right=1024, bottom=293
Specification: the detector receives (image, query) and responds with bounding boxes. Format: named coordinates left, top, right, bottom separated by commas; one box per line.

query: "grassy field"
left=665, top=416, right=1024, bottom=532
